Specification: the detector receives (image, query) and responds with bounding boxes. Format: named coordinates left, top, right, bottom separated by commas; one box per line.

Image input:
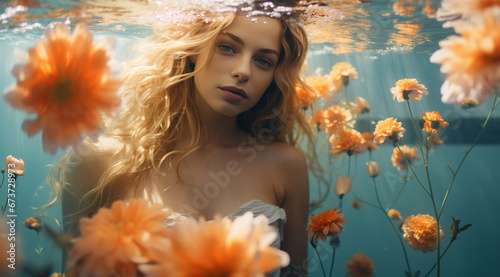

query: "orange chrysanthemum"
left=317, top=105, right=353, bottom=135
left=431, top=7, right=500, bottom=104
left=23, top=217, right=42, bottom=232
left=390, top=78, right=429, bottom=102
left=330, top=62, right=358, bottom=87
left=373, top=117, right=406, bottom=144
left=295, top=85, right=318, bottom=109
left=402, top=214, right=444, bottom=253
left=140, top=212, right=289, bottom=277
left=350, top=96, right=371, bottom=115
left=421, top=111, right=449, bottom=134
left=329, top=128, right=367, bottom=157
left=345, top=253, right=375, bottom=277
left=4, top=23, right=121, bottom=154
left=388, top=209, right=402, bottom=220
left=391, top=145, right=419, bottom=170
left=67, top=199, right=171, bottom=276
left=305, top=75, right=339, bottom=98
left=306, top=208, right=346, bottom=242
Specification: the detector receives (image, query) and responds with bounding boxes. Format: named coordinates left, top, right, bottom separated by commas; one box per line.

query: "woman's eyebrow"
left=221, top=32, right=280, bottom=57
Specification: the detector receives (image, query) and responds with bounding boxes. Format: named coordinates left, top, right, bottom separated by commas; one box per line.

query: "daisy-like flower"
left=390, top=78, right=429, bottom=102
left=430, top=7, right=500, bottom=104
left=421, top=111, right=449, bottom=135
left=5, top=155, right=25, bottom=176
left=3, top=23, right=122, bottom=154
left=387, top=209, right=402, bottom=220
left=140, top=212, right=289, bottom=277
left=306, top=208, right=346, bottom=242
left=23, top=217, right=42, bottom=232
left=321, top=105, right=354, bottom=135
left=345, top=253, right=375, bottom=277
left=402, top=214, right=444, bottom=253
left=391, top=145, right=419, bottom=170
left=330, top=61, right=358, bottom=87
left=305, top=75, right=340, bottom=98
left=329, top=128, right=367, bottom=157
left=334, top=175, right=352, bottom=198
left=67, top=199, right=171, bottom=277
left=373, top=117, right=406, bottom=144
left=295, top=85, right=318, bottom=110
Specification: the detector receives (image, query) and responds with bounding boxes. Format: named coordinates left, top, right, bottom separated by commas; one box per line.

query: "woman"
left=49, top=7, right=313, bottom=275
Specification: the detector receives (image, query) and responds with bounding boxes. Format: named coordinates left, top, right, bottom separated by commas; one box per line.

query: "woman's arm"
left=280, top=145, right=310, bottom=275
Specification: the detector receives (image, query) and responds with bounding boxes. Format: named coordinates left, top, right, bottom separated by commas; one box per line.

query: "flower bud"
left=5, top=155, right=25, bottom=176
left=366, top=161, right=380, bottom=177
left=334, top=175, right=352, bottom=198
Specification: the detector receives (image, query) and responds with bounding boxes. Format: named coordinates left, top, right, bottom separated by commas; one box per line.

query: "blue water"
left=1, top=1, right=500, bottom=276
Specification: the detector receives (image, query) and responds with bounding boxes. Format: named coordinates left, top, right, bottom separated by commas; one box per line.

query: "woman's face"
left=193, top=15, right=282, bottom=117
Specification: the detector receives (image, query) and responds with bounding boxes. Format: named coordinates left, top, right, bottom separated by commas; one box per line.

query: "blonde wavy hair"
left=47, top=10, right=315, bottom=222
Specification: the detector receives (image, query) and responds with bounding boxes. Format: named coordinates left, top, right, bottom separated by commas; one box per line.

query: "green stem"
left=387, top=172, right=410, bottom=210
left=313, top=244, right=327, bottom=277
left=328, top=245, right=337, bottom=277
left=424, top=239, right=455, bottom=277
left=395, top=144, right=431, bottom=196
left=439, top=95, right=500, bottom=219
left=372, top=177, right=413, bottom=275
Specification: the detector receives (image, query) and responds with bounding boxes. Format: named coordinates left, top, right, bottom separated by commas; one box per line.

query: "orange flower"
left=387, top=209, right=402, bottom=220
left=334, top=175, right=352, bottom=198
left=361, top=132, right=378, bottom=152
left=23, top=217, right=42, bottom=232
left=461, top=97, right=479, bottom=109
left=402, top=214, right=444, bottom=253
left=305, top=75, right=339, bottom=98
left=390, top=78, right=429, bottom=102
left=352, top=200, right=361, bottom=210
left=350, top=96, right=371, bottom=115
left=67, top=199, right=171, bottom=276
left=3, top=23, right=121, bottom=154
left=431, top=8, right=500, bottom=104
left=140, top=212, right=289, bottom=276
left=391, top=145, right=419, bottom=170
left=306, top=208, right=346, bottom=242
left=329, top=128, right=367, bottom=157
left=345, top=253, right=375, bottom=277
left=5, top=155, right=25, bottom=176
left=312, top=106, right=353, bottom=135
left=330, top=61, right=358, bottom=86
left=421, top=111, right=449, bottom=134
left=295, top=85, right=318, bottom=109
left=373, top=117, right=406, bottom=144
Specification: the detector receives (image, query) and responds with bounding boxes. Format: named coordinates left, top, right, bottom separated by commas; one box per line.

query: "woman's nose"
left=231, top=55, right=251, bottom=82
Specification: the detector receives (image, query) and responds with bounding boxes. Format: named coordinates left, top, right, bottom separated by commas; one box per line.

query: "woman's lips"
left=219, top=86, right=248, bottom=101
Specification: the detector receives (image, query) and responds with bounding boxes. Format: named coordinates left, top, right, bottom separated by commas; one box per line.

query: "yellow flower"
left=329, top=128, right=367, bottom=157
left=334, top=175, right=352, bottom=198
left=373, top=117, right=406, bottom=144
left=5, top=155, right=25, bottom=176
left=67, top=199, right=171, bottom=276
left=345, top=253, right=375, bottom=277
left=306, top=208, right=346, bottom=242
left=430, top=8, right=500, bottom=104
left=390, top=78, right=429, bottom=102
left=402, top=214, right=444, bottom=253
left=23, top=217, right=42, bottom=232
left=3, top=23, right=121, bottom=154
left=421, top=111, right=449, bottom=134
left=387, top=209, right=402, bottom=220
left=391, top=145, right=419, bottom=170
left=140, top=212, right=289, bottom=276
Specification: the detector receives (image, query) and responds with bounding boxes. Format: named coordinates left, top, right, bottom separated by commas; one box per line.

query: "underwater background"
left=1, top=0, right=499, bottom=276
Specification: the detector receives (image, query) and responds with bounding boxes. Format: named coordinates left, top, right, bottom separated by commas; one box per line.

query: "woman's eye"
left=218, top=44, right=235, bottom=53
left=256, top=58, right=272, bottom=68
